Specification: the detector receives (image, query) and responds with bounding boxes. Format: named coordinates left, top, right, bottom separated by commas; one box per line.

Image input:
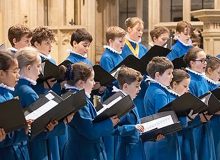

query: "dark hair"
left=0, top=51, right=16, bottom=71
left=170, top=69, right=190, bottom=87
left=31, top=26, right=55, bottom=46
left=8, top=24, right=32, bottom=47
left=150, top=26, right=170, bottom=42
left=147, top=56, right=173, bottom=79
left=60, top=62, right=93, bottom=85
left=117, top=66, right=143, bottom=88
left=70, top=28, right=93, bottom=46
left=184, top=47, right=204, bottom=67
left=206, top=55, right=220, bottom=72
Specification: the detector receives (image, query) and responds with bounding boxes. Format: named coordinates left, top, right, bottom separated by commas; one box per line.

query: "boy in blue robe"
left=144, top=56, right=182, bottom=160
left=0, top=51, right=29, bottom=160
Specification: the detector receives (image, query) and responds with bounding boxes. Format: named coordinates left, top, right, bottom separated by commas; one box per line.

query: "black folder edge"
left=0, top=98, right=26, bottom=133
left=211, top=87, right=220, bottom=100
left=140, top=111, right=181, bottom=141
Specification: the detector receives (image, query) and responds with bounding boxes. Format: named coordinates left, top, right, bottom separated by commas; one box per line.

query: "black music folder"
left=0, top=98, right=26, bottom=133
left=211, top=87, right=220, bottom=100
left=172, top=56, right=187, bottom=69
left=24, top=90, right=86, bottom=138
left=93, top=91, right=134, bottom=122
left=93, top=65, right=116, bottom=86
left=59, top=59, right=73, bottom=67
left=158, top=93, right=207, bottom=116
left=140, top=111, right=182, bottom=141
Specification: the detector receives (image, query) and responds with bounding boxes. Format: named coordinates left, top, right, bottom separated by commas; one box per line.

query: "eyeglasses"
left=193, top=58, right=207, bottom=64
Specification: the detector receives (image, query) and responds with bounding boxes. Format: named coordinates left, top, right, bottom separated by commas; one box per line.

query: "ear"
left=77, top=80, right=85, bottom=88
left=34, top=41, right=40, bottom=48
left=12, top=38, right=17, bottom=45
left=26, top=65, right=31, bottom=71
left=109, top=39, right=113, bottom=44
left=0, top=70, right=4, bottom=77
left=153, top=37, right=157, bottom=42
left=189, top=60, right=194, bottom=68
left=127, top=27, right=132, bottom=33
left=122, top=83, right=128, bottom=90
left=172, top=81, right=178, bottom=89
left=207, top=67, right=213, bottom=75
left=72, top=41, right=78, bottom=48
left=155, top=72, right=160, bottom=80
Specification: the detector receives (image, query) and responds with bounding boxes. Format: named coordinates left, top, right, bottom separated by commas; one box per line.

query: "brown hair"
left=60, top=62, right=93, bottom=85
left=206, top=56, right=220, bottom=72
left=184, top=47, right=204, bottom=67
left=31, top=26, right=55, bottom=46
left=150, top=26, right=170, bottom=42
left=106, top=26, right=126, bottom=44
left=8, top=24, right=32, bottom=47
left=147, top=56, right=173, bottom=79
left=125, top=17, right=144, bottom=30
left=70, top=28, right=93, bottom=46
left=117, top=66, right=143, bottom=88
left=176, top=21, right=192, bottom=33
left=0, top=50, right=16, bottom=71
left=170, top=69, right=190, bottom=87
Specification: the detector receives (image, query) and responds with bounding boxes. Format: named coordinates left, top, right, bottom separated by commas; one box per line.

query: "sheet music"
left=96, top=96, right=123, bottom=115
left=111, top=67, right=122, bottom=77
left=142, top=115, right=174, bottom=133
left=25, top=100, right=58, bottom=120
left=45, top=93, right=55, bottom=100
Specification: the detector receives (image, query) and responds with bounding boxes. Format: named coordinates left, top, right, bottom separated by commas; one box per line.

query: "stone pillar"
left=191, top=9, right=220, bottom=55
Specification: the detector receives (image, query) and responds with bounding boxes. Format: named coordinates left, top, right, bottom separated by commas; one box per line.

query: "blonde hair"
left=125, top=17, right=144, bottom=29
left=15, top=47, right=40, bottom=69
left=106, top=26, right=126, bottom=43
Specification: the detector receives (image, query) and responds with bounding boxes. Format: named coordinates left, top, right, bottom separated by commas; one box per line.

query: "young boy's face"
left=35, top=39, right=52, bottom=55
left=177, top=27, right=191, bottom=44
left=14, top=34, right=31, bottom=49
left=72, top=40, right=91, bottom=56
left=109, top=37, right=125, bottom=52
left=123, top=81, right=141, bottom=99
left=153, top=32, right=169, bottom=46
left=156, top=68, right=173, bottom=87
left=128, top=23, right=144, bottom=42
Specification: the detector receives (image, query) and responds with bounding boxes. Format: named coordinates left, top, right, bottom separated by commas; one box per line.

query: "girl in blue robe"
left=0, top=51, right=29, bottom=160
left=62, top=62, right=119, bottom=160
left=184, top=47, right=216, bottom=160
left=143, top=57, right=181, bottom=160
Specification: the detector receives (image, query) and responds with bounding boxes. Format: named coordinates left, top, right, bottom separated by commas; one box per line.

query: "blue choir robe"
left=0, top=85, right=29, bottom=160
left=121, top=39, right=147, bottom=59
left=100, top=46, right=124, bottom=72
left=143, top=80, right=181, bottom=160
left=114, top=106, right=145, bottom=160
left=167, top=40, right=192, bottom=61
left=63, top=87, right=114, bottom=160
left=14, top=78, right=65, bottom=160
left=66, top=51, right=93, bottom=66
left=186, top=68, right=216, bottom=160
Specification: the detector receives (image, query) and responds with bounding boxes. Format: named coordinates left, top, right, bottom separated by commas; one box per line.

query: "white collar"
left=126, top=35, right=141, bottom=44
left=20, top=75, right=37, bottom=85
left=203, top=75, right=220, bottom=85
left=40, top=53, right=52, bottom=60
left=186, top=67, right=205, bottom=77
left=177, top=38, right=192, bottom=47
left=112, top=86, right=128, bottom=96
left=64, top=83, right=91, bottom=98
left=104, top=45, right=122, bottom=55
left=145, top=76, right=180, bottom=96
left=68, top=49, right=88, bottom=58
left=8, top=47, right=18, bottom=53
left=0, top=83, right=15, bottom=91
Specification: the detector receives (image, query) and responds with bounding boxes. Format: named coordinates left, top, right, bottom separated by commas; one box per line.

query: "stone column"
left=191, top=9, right=220, bottom=55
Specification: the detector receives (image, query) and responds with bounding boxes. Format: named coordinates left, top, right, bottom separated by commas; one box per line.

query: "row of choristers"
left=0, top=16, right=220, bottom=160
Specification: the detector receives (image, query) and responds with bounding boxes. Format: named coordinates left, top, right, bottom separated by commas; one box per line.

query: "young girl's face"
left=123, top=81, right=141, bottom=99
left=27, top=56, right=42, bottom=81
left=110, top=37, right=125, bottom=52
left=0, top=59, right=20, bottom=87
left=73, top=40, right=91, bottom=56
left=190, top=51, right=207, bottom=73
left=83, top=70, right=95, bottom=94
left=153, top=32, right=169, bottom=46
left=35, top=39, right=52, bottom=55
left=172, top=78, right=190, bottom=96
left=128, top=23, right=144, bottom=42
left=156, top=68, right=173, bottom=87
left=177, top=27, right=191, bottom=44
left=207, top=66, right=220, bottom=82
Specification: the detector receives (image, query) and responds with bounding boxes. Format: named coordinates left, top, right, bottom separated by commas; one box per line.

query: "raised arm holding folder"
left=0, top=98, right=26, bottom=133
left=93, top=91, right=134, bottom=122
left=140, top=111, right=182, bottom=141
left=25, top=90, right=86, bottom=138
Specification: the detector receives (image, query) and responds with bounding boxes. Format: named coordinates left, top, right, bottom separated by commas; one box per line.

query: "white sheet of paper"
left=25, top=100, right=58, bottom=120
left=45, top=93, right=55, bottom=100
left=142, top=115, right=174, bottom=133
left=111, top=67, right=121, bottom=77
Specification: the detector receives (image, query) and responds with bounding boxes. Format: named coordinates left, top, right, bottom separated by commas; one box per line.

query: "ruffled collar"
left=20, top=75, right=37, bottom=85
left=186, top=67, right=205, bottom=77
left=126, top=35, right=141, bottom=44
left=145, top=76, right=180, bottom=96
left=64, top=83, right=91, bottom=98
left=112, top=86, right=128, bottom=96
left=68, top=49, right=88, bottom=58
left=203, top=75, right=220, bottom=85
left=104, top=45, right=122, bottom=55
left=177, top=38, right=192, bottom=47
left=40, top=53, right=52, bottom=60
left=0, top=83, right=15, bottom=91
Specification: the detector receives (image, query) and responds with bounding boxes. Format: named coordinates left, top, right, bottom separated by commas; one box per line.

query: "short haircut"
left=150, top=26, right=170, bottom=41
left=15, top=47, right=40, bottom=69
left=106, top=26, right=126, bottom=43
left=206, top=55, right=220, bottom=72
left=170, top=69, right=190, bottom=87
left=8, top=24, right=32, bottom=47
left=125, top=17, right=144, bottom=29
left=147, top=56, right=174, bottom=79
left=176, top=21, right=192, bottom=33
left=31, top=26, right=55, bottom=46
left=117, top=66, right=143, bottom=89
left=70, top=28, right=93, bottom=46
left=184, top=47, right=204, bottom=67
left=0, top=50, right=16, bottom=71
